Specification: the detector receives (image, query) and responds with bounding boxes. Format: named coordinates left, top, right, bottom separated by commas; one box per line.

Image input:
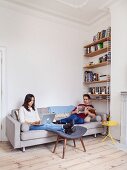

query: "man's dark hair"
left=83, top=94, right=91, bottom=99
left=23, top=94, right=35, bottom=111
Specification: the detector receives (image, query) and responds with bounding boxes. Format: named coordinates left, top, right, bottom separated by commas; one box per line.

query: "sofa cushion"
left=21, top=130, right=55, bottom=141
left=79, top=122, right=102, bottom=129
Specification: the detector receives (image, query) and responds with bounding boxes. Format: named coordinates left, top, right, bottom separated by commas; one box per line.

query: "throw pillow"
left=11, top=110, right=19, bottom=121
left=91, top=115, right=102, bottom=122
left=96, top=115, right=102, bottom=122
left=21, top=123, right=30, bottom=132
left=54, top=112, right=71, bottom=121
left=15, top=110, right=19, bottom=121
left=11, top=112, right=18, bottom=120
left=84, top=116, right=91, bottom=123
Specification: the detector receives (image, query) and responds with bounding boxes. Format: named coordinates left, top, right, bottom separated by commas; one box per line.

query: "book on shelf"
left=88, top=86, right=110, bottom=95
left=84, top=70, right=110, bottom=83
left=84, top=71, right=99, bottom=82
left=85, top=27, right=111, bottom=55
left=98, top=52, right=111, bottom=63
left=93, top=27, right=111, bottom=42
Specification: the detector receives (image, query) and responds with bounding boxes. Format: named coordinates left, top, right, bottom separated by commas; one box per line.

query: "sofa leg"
left=22, top=147, right=25, bottom=152
left=94, top=134, right=97, bottom=138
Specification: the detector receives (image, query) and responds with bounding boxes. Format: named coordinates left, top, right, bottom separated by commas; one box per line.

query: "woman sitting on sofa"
left=19, top=94, right=74, bottom=134
left=56, top=94, right=96, bottom=124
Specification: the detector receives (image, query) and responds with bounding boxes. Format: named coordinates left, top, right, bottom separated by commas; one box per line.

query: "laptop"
left=40, top=114, right=55, bottom=124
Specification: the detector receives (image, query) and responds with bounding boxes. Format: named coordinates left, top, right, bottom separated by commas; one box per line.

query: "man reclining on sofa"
left=55, top=94, right=96, bottom=124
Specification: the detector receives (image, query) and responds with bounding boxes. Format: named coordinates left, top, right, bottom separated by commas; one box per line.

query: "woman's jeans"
left=60, top=114, right=84, bottom=124
left=29, top=123, right=64, bottom=133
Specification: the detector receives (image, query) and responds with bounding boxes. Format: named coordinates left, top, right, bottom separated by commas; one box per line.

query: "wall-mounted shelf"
left=89, top=94, right=110, bottom=96
left=85, top=47, right=109, bottom=57
left=84, top=80, right=110, bottom=84
left=84, top=61, right=110, bottom=69
left=91, top=99, right=110, bottom=102
left=84, top=37, right=111, bottom=48
left=83, top=27, right=111, bottom=113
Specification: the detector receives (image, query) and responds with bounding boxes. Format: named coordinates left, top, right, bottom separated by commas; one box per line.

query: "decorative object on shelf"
left=89, top=61, right=94, bottom=65
left=99, top=53, right=111, bottom=63
left=99, top=75, right=110, bottom=81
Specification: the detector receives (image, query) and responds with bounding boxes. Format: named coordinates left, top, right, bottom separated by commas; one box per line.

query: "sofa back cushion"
left=37, top=107, right=49, bottom=118
left=10, top=108, right=49, bottom=121
left=37, top=108, right=49, bottom=115
left=48, top=106, right=75, bottom=122
left=48, top=105, right=75, bottom=114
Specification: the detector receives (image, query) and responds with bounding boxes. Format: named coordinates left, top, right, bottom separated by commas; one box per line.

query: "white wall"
left=89, top=14, right=111, bottom=42
left=0, top=5, right=88, bottom=113
left=110, top=0, right=127, bottom=139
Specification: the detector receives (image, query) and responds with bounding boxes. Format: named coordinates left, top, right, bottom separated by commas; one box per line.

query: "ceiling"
left=4, top=0, right=119, bottom=25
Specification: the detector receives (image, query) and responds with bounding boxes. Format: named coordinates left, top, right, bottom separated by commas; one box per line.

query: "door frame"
left=0, top=47, right=6, bottom=141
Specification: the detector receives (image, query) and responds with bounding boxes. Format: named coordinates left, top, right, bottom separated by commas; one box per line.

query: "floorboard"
left=0, top=135, right=127, bottom=170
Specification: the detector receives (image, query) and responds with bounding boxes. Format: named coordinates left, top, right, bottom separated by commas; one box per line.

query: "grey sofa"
left=6, top=106, right=106, bottom=151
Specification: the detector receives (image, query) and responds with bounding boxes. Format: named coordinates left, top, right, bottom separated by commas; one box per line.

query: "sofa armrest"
left=96, top=112, right=107, bottom=121
left=6, top=115, right=21, bottom=149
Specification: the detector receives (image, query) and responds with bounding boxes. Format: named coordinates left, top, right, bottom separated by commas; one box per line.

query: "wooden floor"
left=0, top=135, right=127, bottom=170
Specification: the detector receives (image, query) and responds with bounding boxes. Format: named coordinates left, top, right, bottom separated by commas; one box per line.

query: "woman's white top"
left=19, top=106, right=40, bottom=123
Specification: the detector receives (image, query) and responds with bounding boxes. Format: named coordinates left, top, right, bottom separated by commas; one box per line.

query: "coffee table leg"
left=62, top=138, right=67, bottom=159
left=80, top=137, right=86, bottom=152
left=73, top=139, right=76, bottom=147
left=52, top=135, right=59, bottom=153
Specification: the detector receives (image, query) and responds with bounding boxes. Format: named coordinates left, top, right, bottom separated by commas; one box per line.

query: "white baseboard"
left=115, top=142, right=127, bottom=152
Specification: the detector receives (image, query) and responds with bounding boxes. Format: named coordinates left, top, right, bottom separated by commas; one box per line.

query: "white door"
left=0, top=47, right=6, bottom=141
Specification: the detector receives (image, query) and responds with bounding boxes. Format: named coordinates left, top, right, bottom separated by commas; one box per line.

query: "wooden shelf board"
left=84, top=80, right=110, bottom=84
left=85, top=48, right=109, bottom=57
left=89, top=94, right=110, bottom=96
left=91, top=99, right=110, bottom=101
left=84, top=61, right=111, bottom=69
left=84, top=37, right=111, bottom=48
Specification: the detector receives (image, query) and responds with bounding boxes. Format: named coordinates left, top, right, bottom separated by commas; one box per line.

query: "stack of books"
left=93, top=27, right=111, bottom=42
left=84, top=71, right=99, bottom=82
left=88, top=86, right=110, bottom=95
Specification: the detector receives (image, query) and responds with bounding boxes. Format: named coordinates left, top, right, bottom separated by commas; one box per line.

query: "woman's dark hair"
left=23, top=94, right=35, bottom=111
left=83, top=94, right=91, bottom=99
